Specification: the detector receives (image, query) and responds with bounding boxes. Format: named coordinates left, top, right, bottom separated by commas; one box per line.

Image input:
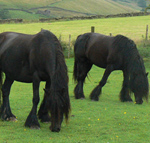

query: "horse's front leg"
left=25, top=72, right=40, bottom=129
left=38, top=81, right=51, bottom=122
left=90, top=65, right=113, bottom=101
left=119, top=70, right=133, bottom=102
left=0, top=77, right=16, bottom=121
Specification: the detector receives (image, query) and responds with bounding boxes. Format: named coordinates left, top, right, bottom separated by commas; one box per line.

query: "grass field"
left=0, top=16, right=150, bottom=143
left=0, top=15, right=149, bottom=41
left=0, top=15, right=150, bottom=57
left=0, top=58, right=150, bottom=143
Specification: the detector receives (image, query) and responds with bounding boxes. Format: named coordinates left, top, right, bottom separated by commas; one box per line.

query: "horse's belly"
left=2, top=63, right=33, bottom=82
left=89, top=55, right=107, bottom=68
left=93, top=60, right=107, bottom=69
left=5, top=69, right=33, bottom=83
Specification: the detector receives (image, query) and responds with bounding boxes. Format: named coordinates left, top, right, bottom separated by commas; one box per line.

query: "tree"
left=145, top=0, right=150, bottom=12
left=0, top=9, right=11, bottom=19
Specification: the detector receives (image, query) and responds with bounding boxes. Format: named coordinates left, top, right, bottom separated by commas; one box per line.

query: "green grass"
left=0, top=15, right=149, bottom=50
left=0, top=16, right=150, bottom=142
left=0, top=16, right=149, bottom=39
left=0, top=58, right=150, bottom=143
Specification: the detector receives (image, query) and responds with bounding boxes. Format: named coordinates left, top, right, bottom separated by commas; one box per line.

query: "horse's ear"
left=41, top=28, right=44, bottom=31
left=146, top=72, right=149, bottom=77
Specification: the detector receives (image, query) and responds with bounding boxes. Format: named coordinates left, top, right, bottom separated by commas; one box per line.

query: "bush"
left=137, top=39, right=150, bottom=59
left=60, top=40, right=75, bottom=58
left=0, top=9, right=11, bottom=19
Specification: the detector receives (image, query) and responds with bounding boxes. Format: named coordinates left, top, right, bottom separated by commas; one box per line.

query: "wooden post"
left=91, top=26, right=95, bottom=33
left=146, top=25, right=148, bottom=40
left=59, top=34, right=61, bottom=42
left=110, top=33, right=112, bottom=36
left=68, top=34, right=71, bottom=58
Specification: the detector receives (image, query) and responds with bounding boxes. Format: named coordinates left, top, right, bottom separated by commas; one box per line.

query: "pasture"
left=0, top=0, right=137, bottom=19
left=0, top=15, right=150, bottom=142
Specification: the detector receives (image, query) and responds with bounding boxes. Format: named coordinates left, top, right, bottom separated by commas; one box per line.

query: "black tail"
left=73, top=58, right=78, bottom=82
left=73, top=33, right=91, bottom=82
left=0, top=70, right=3, bottom=106
left=48, top=48, right=71, bottom=123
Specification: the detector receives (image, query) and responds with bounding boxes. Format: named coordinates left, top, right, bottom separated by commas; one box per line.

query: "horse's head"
left=130, top=71, right=149, bottom=104
left=44, top=88, right=70, bottom=132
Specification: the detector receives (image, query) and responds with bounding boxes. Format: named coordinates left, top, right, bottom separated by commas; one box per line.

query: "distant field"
left=0, top=0, right=138, bottom=19
left=0, top=15, right=149, bottom=41
left=1, top=15, right=150, bottom=58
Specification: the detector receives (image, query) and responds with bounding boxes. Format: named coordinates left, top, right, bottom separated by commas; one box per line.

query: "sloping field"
left=0, top=0, right=138, bottom=19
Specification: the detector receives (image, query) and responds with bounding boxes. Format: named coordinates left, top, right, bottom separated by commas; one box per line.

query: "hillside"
left=0, top=0, right=145, bottom=20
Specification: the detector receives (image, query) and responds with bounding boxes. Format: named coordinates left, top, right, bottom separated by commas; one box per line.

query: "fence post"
left=146, top=25, right=148, bottom=40
left=59, top=34, right=61, bottom=42
left=91, top=26, right=95, bottom=33
left=110, top=33, right=112, bottom=36
left=68, top=34, right=71, bottom=58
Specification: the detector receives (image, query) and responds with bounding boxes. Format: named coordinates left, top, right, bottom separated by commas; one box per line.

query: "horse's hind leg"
left=119, top=71, right=133, bottom=102
left=74, top=59, right=92, bottom=99
left=38, top=81, right=51, bottom=122
left=0, top=77, right=16, bottom=121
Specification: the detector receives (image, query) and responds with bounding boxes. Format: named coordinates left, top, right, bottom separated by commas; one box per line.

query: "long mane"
left=113, top=35, right=149, bottom=100
left=46, top=32, right=70, bottom=123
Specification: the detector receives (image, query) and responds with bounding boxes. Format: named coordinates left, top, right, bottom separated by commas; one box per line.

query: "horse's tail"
left=48, top=48, right=71, bottom=124
left=0, top=69, right=3, bottom=106
left=73, top=58, right=78, bottom=82
left=73, top=33, right=91, bottom=82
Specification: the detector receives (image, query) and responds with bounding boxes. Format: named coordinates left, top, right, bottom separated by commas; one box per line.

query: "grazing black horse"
left=73, top=32, right=149, bottom=104
left=0, top=29, right=70, bottom=132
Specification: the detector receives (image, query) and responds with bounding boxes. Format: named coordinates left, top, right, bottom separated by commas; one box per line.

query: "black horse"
left=0, top=29, right=70, bottom=132
left=73, top=32, right=149, bottom=104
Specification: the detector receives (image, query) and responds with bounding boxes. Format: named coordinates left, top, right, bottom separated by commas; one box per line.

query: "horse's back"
left=0, top=30, right=60, bottom=82
left=0, top=32, right=35, bottom=81
left=0, top=32, right=32, bottom=55
left=75, top=33, right=113, bottom=68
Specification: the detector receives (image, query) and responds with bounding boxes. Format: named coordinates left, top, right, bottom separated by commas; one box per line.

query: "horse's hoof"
left=9, top=117, right=17, bottom=122
left=30, top=126, right=40, bottom=130
left=43, top=121, right=51, bottom=123
left=75, top=97, right=85, bottom=99
left=80, top=97, right=85, bottom=100
left=90, top=97, right=99, bottom=101
left=6, top=117, right=17, bottom=121
left=91, top=99, right=99, bottom=101
left=135, top=100, right=143, bottom=104
left=127, top=101, right=133, bottom=103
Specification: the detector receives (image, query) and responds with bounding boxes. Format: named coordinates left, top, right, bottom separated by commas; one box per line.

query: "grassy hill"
left=0, top=0, right=144, bottom=20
